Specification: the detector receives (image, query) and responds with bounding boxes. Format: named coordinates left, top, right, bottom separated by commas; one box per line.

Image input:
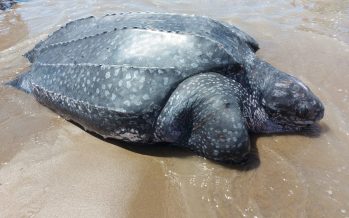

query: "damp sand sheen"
left=0, top=1, right=349, bottom=218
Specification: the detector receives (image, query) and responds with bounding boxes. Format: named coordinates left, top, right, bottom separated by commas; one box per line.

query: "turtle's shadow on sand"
left=267, top=122, right=329, bottom=138
left=106, top=135, right=261, bottom=171
left=83, top=122, right=327, bottom=172
left=84, top=129, right=260, bottom=171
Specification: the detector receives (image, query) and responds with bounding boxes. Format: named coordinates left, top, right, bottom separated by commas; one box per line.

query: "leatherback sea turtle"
left=9, top=12, right=324, bottom=163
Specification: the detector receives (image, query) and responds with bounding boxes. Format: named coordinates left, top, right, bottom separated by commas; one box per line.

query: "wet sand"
left=0, top=0, right=349, bottom=217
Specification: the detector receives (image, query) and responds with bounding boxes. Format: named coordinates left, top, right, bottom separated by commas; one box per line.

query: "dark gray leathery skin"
left=155, top=73, right=253, bottom=162
left=30, top=63, right=181, bottom=114
left=235, top=58, right=325, bottom=132
left=34, top=29, right=235, bottom=72
left=27, top=62, right=189, bottom=142
left=25, top=12, right=324, bottom=129
left=222, top=22, right=259, bottom=51
left=25, top=12, right=257, bottom=64
left=32, top=84, right=153, bottom=142
left=8, top=13, right=325, bottom=163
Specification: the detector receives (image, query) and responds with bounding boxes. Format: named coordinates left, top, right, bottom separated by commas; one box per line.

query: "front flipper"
left=155, top=73, right=250, bottom=163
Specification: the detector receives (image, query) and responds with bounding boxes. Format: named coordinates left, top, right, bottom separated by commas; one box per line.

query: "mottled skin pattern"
left=25, top=12, right=258, bottom=62
left=233, top=59, right=324, bottom=133
left=9, top=12, right=324, bottom=163
left=25, top=12, right=324, bottom=129
left=155, top=73, right=253, bottom=162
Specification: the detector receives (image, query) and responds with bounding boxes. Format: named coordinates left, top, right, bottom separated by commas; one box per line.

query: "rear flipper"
left=6, top=71, right=33, bottom=93
left=154, top=73, right=250, bottom=163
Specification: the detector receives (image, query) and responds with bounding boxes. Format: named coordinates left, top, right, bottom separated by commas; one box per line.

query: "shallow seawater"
left=0, top=0, right=349, bottom=217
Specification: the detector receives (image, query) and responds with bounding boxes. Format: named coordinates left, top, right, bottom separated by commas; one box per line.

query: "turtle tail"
left=5, top=71, right=33, bottom=93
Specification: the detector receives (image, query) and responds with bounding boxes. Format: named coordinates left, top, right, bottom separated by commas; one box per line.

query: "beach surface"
left=0, top=0, right=349, bottom=217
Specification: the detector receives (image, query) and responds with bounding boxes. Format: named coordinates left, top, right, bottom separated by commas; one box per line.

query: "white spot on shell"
left=124, top=100, right=131, bottom=106
left=142, top=94, right=150, bottom=100
left=105, top=71, right=111, bottom=79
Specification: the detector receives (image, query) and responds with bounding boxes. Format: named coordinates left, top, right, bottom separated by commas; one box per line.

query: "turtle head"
left=261, top=75, right=324, bottom=130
